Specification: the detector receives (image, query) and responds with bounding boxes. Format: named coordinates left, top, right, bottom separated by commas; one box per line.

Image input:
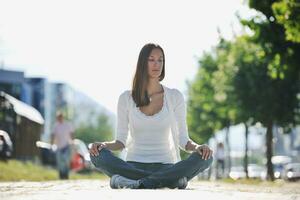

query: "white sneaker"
left=177, top=177, right=188, bottom=189
left=110, top=175, right=140, bottom=189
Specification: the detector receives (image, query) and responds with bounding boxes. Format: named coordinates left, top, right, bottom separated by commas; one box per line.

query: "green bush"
left=0, top=160, right=106, bottom=181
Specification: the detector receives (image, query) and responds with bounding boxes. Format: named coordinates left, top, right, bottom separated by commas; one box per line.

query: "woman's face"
left=147, top=48, right=164, bottom=79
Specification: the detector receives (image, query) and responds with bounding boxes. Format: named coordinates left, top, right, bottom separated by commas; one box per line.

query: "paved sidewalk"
left=1, top=179, right=299, bottom=200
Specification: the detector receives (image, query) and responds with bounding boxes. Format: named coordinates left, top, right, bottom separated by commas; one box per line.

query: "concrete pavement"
left=1, top=179, right=299, bottom=200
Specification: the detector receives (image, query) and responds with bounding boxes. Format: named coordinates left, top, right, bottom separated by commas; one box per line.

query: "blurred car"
left=0, top=130, right=13, bottom=160
left=248, top=164, right=266, bottom=179
left=36, top=140, right=57, bottom=166
left=70, top=139, right=92, bottom=172
left=229, top=166, right=246, bottom=180
left=36, top=138, right=92, bottom=172
left=272, top=155, right=292, bottom=179
left=229, top=164, right=266, bottom=180
left=283, top=163, right=300, bottom=181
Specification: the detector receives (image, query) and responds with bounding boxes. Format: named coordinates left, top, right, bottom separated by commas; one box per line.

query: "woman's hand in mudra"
left=89, top=142, right=107, bottom=156
left=195, top=145, right=213, bottom=160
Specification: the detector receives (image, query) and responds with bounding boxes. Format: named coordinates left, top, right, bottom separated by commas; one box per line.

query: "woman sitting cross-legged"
left=89, top=43, right=213, bottom=189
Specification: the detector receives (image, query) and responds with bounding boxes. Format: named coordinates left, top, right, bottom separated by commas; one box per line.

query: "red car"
left=36, top=139, right=92, bottom=172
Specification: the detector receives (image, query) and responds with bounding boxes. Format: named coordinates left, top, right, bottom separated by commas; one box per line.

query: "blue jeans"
left=56, top=145, right=71, bottom=179
left=90, top=148, right=213, bottom=189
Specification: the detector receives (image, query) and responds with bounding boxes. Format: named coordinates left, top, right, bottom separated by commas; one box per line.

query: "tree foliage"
left=272, top=0, right=300, bottom=43
left=187, top=39, right=239, bottom=145
left=74, top=113, right=113, bottom=145
left=188, top=0, right=300, bottom=181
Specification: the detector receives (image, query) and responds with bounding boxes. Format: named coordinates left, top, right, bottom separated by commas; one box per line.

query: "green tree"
left=272, top=0, right=300, bottom=43
left=240, top=0, right=300, bottom=181
left=188, top=0, right=299, bottom=181
left=213, top=37, right=258, bottom=178
left=187, top=38, right=240, bottom=176
left=229, top=36, right=269, bottom=178
left=243, top=0, right=300, bottom=79
left=75, top=113, right=113, bottom=145
left=187, top=53, right=219, bottom=145
left=232, top=35, right=299, bottom=181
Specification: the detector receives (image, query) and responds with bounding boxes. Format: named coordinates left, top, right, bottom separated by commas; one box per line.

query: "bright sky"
left=0, top=0, right=254, bottom=114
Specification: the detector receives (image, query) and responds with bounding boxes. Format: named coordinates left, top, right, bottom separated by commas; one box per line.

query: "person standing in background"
left=51, top=111, right=74, bottom=179
left=216, top=142, right=225, bottom=179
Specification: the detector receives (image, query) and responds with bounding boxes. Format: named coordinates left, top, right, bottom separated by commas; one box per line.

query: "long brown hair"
left=132, top=43, right=165, bottom=107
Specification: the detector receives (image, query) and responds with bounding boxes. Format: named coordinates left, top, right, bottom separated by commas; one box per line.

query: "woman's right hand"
left=89, top=142, right=107, bottom=156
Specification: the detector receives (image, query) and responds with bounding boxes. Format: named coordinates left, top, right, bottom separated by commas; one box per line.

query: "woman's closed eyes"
left=148, top=59, right=164, bottom=63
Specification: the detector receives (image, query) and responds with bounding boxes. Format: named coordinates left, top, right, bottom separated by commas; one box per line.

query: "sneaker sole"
left=110, top=175, right=119, bottom=189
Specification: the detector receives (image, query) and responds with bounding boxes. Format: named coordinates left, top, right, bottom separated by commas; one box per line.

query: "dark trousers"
left=56, top=145, right=71, bottom=179
left=91, top=148, right=213, bottom=189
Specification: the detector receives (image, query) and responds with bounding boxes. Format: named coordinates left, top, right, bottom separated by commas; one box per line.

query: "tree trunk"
left=244, top=123, right=249, bottom=179
left=266, top=121, right=274, bottom=181
left=225, top=125, right=231, bottom=177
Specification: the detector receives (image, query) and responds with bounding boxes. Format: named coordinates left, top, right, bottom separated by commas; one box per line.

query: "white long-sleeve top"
left=116, top=85, right=190, bottom=164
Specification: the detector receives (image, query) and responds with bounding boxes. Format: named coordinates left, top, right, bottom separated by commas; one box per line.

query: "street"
left=1, top=179, right=299, bottom=200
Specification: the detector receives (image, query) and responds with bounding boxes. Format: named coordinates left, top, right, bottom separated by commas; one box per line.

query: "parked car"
left=36, top=139, right=92, bottom=172
left=0, top=130, right=13, bottom=160
left=229, top=164, right=266, bottom=180
left=229, top=166, right=246, bottom=180
left=283, top=163, right=300, bottom=181
left=272, top=155, right=292, bottom=179
left=36, top=140, right=56, bottom=166
left=248, top=164, right=266, bottom=179
left=70, top=139, right=92, bottom=172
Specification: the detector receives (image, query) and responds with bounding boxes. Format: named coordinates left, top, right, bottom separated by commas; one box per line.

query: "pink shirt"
left=52, top=121, right=74, bottom=149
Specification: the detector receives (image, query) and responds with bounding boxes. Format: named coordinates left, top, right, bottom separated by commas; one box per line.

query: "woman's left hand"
left=195, top=145, right=213, bottom=160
